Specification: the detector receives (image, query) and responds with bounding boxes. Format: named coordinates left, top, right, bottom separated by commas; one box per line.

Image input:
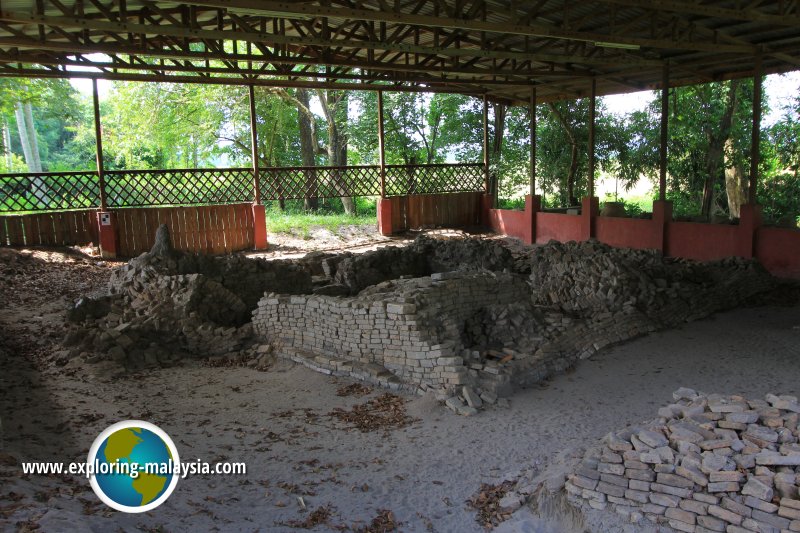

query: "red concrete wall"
left=756, top=227, right=800, bottom=279
left=536, top=212, right=582, bottom=242
left=596, top=217, right=660, bottom=250
left=486, top=196, right=800, bottom=280
left=667, top=222, right=740, bottom=262
left=488, top=208, right=528, bottom=241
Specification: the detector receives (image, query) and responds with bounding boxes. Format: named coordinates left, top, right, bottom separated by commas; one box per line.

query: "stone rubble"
left=566, top=389, right=800, bottom=533
left=62, top=224, right=311, bottom=369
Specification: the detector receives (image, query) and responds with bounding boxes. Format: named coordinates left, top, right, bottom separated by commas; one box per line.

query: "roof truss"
left=0, top=0, right=797, bottom=104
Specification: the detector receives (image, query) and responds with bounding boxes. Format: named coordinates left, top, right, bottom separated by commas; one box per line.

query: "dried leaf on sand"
left=467, top=480, right=516, bottom=529
left=328, top=393, right=417, bottom=432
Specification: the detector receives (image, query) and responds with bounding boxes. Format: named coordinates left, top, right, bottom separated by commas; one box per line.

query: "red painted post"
left=377, top=197, right=394, bottom=236
left=96, top=211, right=118, bottom=258
left=737, top=204, right=762, bottom=259
left=252, top=204, right=268, bottom=250
left=581, top=197, right=599, bottom=241
left=652, top=200, right=673, bottom=255
left=525, top=194, right=541, bottom=245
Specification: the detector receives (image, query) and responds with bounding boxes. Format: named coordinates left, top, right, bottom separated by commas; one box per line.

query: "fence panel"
left=259, top=165, right=382, bottom=200
left=0, top=171, right=100, bottom=212
left=115, top=204, right=254, bottom=257
left=385, top=163, right=484, bottom=196
left=104, top=168, right=254, bottom=207
left=0, top=209, right=98, bottom=246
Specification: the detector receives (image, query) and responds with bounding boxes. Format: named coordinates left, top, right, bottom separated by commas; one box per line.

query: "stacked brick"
left=252, top=271, right=529, bottom=393
left=566, top=389, right=800, bottom=533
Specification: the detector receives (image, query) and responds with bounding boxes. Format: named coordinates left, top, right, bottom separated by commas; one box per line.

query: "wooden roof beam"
left=595, top=0, right=800, bottom=28
left=174, top=1, right=755, bottom=53
left=0, top=11, right=664, bottom=66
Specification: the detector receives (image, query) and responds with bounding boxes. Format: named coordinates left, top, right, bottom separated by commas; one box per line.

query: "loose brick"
left=680, top=498, right=709, bottom=515
left=666, top=507, right=697, bottom=525
left=741, top=477, right=774, bottom=502
left=668, top=519, right=695, bottom=532
left=597, top=462, right=625, bottom=475
left=628, top=479, right=651, bottom=491
left=720, top=497, right=751, bottom=519
left=751, top=509, right=790, bottom=529
left=595, top=481, right=626, bottom=498
left=657, top=473, right=695, bottom=489
left=641, top=503, right=667, bottom=515
left=651, top=482, right=693, bottom=498
left=624, top=489, right=650, bottom=504
left=707, top=481, right=740, bottom=493
left=650, top=493, right=681, bottom=508
left=696, top=514, right=727, bottom=531
left=625, top=468, right=656, bottom=482
left=570, top=475, right=598, bottom=491
left=708, top=505, right=743, bottom=526
left=779, top=505, right=800, bottom=521
left=743, top=495, right=778, bottom=514
left=676, top=464, right=709, bottom=486
left=599, top=473, right=628, bottom=488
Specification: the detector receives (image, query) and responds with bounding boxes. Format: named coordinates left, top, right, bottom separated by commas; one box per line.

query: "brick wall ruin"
left=253, top=271, right=528, bottom=393
left=63, top=228, right=780, bottom=411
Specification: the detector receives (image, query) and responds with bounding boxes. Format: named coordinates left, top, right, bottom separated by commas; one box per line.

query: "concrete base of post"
left=96, top=211, right=118, bottom=259
left=252, top=204, right=268, bottom=250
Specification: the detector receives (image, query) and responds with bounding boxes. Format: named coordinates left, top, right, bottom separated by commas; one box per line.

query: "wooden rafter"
left=0, top=0, right=795, bottom=105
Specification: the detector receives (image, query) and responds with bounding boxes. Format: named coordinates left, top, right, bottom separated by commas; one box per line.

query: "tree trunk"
left=701, top=80, right=740, bottom=218
left=3, top=119, right=13, bottom=170
left=14, top=103, right=36, bottom=172
left=724, top=137, right=747, bottom=219
left=547, top=102, right=579, bottom=206
left=491, top=103, right=506, bottom=204
left=23, top=102, right=42, bottom=173
left=15, top=101, right=48, bottom=207
left=567, top=142, right=579, bottom=206
left=296, top=89, right=318, bottom=211
left=320, top=90, right=355, bottom=215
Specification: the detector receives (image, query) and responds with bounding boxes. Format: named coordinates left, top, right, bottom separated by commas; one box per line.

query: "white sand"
left=2, top=302, right=799, bottom=532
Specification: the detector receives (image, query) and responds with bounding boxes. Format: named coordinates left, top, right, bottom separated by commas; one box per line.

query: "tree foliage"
left=1, top=74, right=798, bottom=223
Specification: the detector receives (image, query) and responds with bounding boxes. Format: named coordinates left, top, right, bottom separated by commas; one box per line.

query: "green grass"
left=265, top=197, right=378, bottom=238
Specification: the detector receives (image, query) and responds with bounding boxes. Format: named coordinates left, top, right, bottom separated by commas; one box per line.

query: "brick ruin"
left=250, top=238, right=774, bottom=414
left=63, top=226, right=776, bottom=415
left=564, top=389, right=800, bottom=533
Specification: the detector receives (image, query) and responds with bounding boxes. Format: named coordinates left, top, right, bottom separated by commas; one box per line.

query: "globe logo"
left=87, top=420, right=181, bottom=513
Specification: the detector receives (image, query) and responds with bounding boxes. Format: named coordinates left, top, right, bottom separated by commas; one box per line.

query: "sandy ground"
left=1, top=244, right=800, bottom=533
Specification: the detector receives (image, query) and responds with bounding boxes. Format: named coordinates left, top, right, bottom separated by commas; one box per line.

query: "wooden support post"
left=749, top=54, right=762, bottom=205
left=659, top=63, right=669, bottom=201
left=378, top=90, right=386, bottom=198
left=529, top=86, right=537, bottom=197
left=588, top=78, right=596, bottom=199
left=92, top=78, right=107, bottom=210
left=482, top=94, right=490, bottom=194
left=248, top=84, right=261, bottom=204
left=248, top=84, right=267, bottom=250
left=92, top=78, right=117, bottom=258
